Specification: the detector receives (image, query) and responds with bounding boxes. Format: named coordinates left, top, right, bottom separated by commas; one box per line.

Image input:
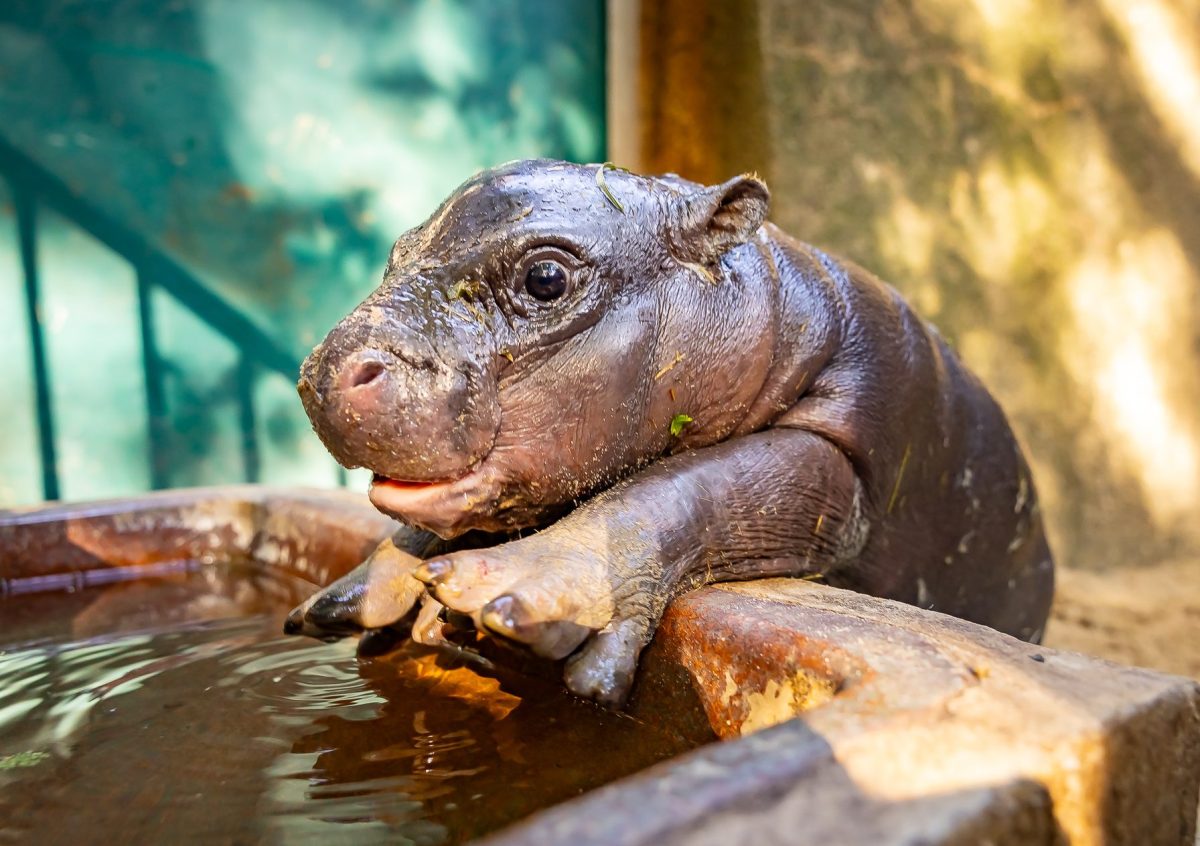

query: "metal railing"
left=1, top=135, right=301, bottom=500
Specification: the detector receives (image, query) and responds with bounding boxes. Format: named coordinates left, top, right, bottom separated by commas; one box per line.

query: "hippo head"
left=298, top=160, right=768, bottom=538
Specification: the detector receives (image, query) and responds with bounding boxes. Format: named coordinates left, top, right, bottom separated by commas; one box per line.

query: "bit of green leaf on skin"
left=596, top=162, right=629, bottom=213
left=445, top=280, right=490, bottom=324
left=654, top=351, right=685, bottom=380
left=681, top=261, right=716, bottom=284
left=468, top=302, right=489, bottom=323
left=887, top=443, right=912, bottom=514
left=499, top=348, right=514, bottom=363
left=669, top=413, right=694, bottom=438
left=0, top=750, right=49, bottom=770
left=448, top=279, right=486, bottom=301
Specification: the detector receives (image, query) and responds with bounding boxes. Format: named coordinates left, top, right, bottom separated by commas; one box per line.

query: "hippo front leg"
left=415, top=429, right=866, bottom=707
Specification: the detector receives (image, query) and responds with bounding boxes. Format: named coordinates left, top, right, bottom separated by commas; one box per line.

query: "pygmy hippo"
left=285, top=160, right=1055, bottom=707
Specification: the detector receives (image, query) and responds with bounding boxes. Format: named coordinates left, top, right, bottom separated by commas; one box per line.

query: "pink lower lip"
left=370, top=473, right=460, bottom=491
left=366, top=462, right=495, bottom=537
left=368, top=473, right=466, bottom=522
left=368, top=472, right=470, bottom=503
left=370, top=478, right=443, bottom=504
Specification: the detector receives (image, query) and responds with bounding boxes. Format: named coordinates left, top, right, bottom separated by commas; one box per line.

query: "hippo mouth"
left=370, top=473, right=445, bottom=490
left=367, top=463, right=501, bottom=538
left=369, top=472, right=466, bottom=502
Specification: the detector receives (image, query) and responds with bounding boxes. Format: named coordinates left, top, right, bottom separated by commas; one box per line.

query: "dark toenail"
left=414, top=560, right=450, bottom=584
left=483, top=595, right=517, bottom=630
left=305, top=595, right=362, bottom=635
left=310, top=595, right=346, bottom=621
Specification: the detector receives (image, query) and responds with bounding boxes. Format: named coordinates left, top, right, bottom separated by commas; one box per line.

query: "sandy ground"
left=1045, top=560, right=1200, bottom=681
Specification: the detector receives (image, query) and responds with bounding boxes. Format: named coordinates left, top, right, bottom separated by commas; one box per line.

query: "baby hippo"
left=285, top=160, right=1054, bottom=707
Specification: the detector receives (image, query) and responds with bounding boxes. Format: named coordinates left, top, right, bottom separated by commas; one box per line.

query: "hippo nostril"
left=345, top=359, right=387, bottom=389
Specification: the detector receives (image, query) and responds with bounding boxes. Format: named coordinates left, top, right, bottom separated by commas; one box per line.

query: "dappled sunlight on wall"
left=1065, top=232, right=1199, bottom=528
left=620, top=0, right=1200, bottom=571
left=1102, top=0, right=1200, bottom=180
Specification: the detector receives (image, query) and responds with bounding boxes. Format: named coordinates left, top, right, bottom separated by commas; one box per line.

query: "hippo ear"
left=675, top=174, right=770, bottom=263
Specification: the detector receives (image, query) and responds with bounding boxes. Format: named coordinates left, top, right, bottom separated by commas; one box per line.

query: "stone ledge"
left=494, top=579, right=1200, bottom=846
left=4, top=488, right=1197, bottom=844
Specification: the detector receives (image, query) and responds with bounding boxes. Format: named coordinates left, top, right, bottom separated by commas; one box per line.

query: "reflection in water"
left=0, top=569, right=694, bottom=845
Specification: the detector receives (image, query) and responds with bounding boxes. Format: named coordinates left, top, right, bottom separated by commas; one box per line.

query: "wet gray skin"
left=285, top=160, right=1055, bottom=707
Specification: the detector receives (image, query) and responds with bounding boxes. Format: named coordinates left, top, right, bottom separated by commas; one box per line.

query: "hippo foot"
left=284, top=536, right=426, bottom=639
left=413, top=537, right=653, bottom=707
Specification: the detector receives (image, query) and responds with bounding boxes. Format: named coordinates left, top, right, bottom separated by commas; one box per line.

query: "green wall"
left=0, top=0, right=605, bottom=506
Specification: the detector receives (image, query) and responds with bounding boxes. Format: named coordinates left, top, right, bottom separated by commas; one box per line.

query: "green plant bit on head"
left=499, top=348, right=514, bottom=363
left=465, top=301, right=488, bottom=324
left=887, top=443, right=912, bottom=514
left=596, top=162, right=629, bottom=213
left=654, top=351, right=685, bottom=380
left=448, top=279, right=486, bottom=301
left=681, top=260, right=716, bottom=284
left=446, top=280, right=489, bottom=324
left=669, top=413, right=694, bottom=438
left=0, top=750, right=49, bottom=770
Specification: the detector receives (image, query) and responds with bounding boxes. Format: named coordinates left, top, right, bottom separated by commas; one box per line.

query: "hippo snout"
left=298, top=322, right=499, bottom=484
left=340, top=350, right=390, bottom=391
left=335, top=350, right=400, bottom=417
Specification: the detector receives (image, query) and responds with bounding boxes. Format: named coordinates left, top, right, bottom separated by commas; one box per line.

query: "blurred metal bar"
left=0, top=133, right=301, bottom=494
left=0, top=135, right=300, bottom=381
left=136, top=269, right=170, bottom=489
left=14, top=188, right=60, bottom=501
left=236, top=355, right=260, bottom=484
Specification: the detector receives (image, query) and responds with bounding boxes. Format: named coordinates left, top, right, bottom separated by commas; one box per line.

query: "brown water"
left=0, top=566, right=696, bottom=845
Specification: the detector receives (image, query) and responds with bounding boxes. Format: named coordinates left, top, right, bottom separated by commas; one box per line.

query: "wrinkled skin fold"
left=284, top=160, right=1055, bottom=707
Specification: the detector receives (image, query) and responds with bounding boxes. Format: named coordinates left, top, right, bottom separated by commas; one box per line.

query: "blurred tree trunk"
left=609, top=0, right=769, bottom=181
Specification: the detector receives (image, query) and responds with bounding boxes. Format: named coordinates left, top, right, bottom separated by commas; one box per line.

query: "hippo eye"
left=525, top=260, right=569, bottom=301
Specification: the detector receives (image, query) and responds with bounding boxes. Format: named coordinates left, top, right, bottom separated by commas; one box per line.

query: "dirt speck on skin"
left=1045, top=560, right=1200, bottom=681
